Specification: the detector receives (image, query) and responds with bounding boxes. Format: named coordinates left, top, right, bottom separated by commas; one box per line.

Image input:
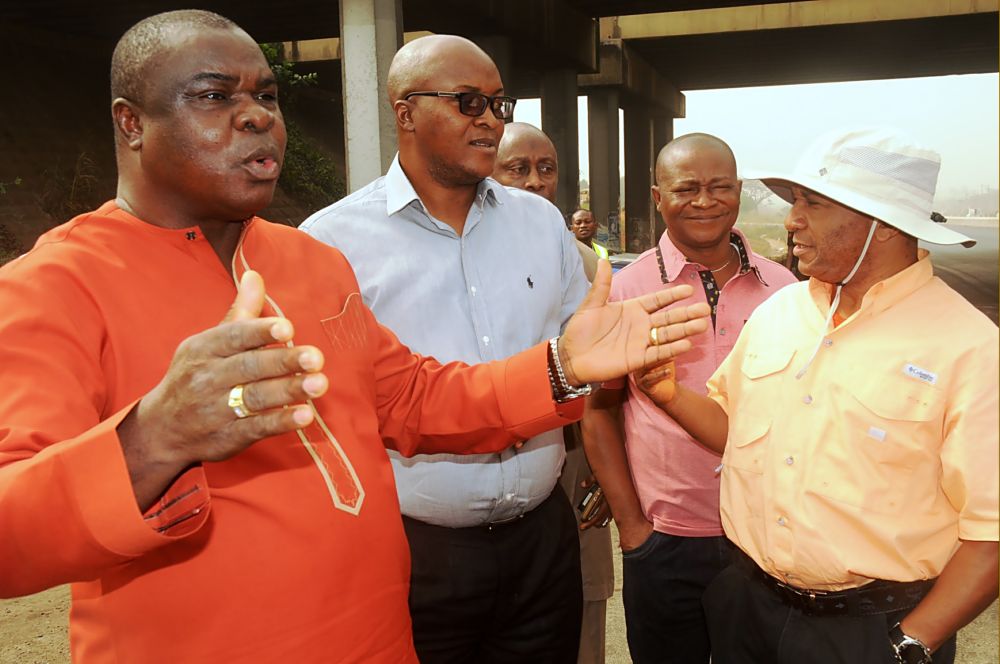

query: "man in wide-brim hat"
left=637, top=126, right=997, bottom=664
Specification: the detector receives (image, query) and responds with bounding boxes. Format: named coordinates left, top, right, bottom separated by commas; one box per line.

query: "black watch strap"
left=889, top=622, right=932, bottom=664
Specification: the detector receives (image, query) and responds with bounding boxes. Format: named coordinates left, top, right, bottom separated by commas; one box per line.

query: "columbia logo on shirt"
left=902, top=363, right=937, bottom=385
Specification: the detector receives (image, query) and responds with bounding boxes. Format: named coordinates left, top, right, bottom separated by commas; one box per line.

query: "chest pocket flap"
left=850, top=374, right=944, bottom=423
left=729, top=346, right=796, bottom=452
left=740, top=346, right=795, bottom=380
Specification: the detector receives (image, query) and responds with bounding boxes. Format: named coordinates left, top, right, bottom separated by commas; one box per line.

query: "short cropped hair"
left=110, top=10, right=236, bottom=104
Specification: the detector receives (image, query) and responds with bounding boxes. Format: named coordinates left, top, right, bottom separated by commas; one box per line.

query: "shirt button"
left=471, top=286, right=477, bottom=295
left=689, top=273, right=696, bottom=280
left=777, top=516, right=787, bottom=526
left=785, top=456, right=794, bottom=465
left=719, top=328, right=727, bottom=336
left=482, top=336, right=490, bottom=345
left=802, top=395, right=813, bottom=405
left=823, top=339, right=833, bottom=347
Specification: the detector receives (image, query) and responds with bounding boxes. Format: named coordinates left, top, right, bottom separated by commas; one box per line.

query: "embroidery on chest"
left=233, top=244, right=366, bottom=516
left=320, top=293, right=369, bottom=352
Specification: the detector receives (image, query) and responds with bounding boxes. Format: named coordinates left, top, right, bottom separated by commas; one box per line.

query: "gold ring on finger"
left=649, top=326, right=659, bottom=346
left=228, top=384, right=254, bottom=419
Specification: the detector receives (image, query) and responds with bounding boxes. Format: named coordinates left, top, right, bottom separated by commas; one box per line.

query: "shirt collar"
left=385, top=154, right=502, bottom=218
left=808, top=249, right=933, bottom=323
left=655, top=227, right=766, bottom=285
left=385, top=155, right=421, bottom=216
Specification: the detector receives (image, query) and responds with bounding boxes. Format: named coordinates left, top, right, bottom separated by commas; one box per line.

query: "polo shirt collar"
left=385, top=154, right=501, bottom=217
left=655, top=227, right=766, bottom=285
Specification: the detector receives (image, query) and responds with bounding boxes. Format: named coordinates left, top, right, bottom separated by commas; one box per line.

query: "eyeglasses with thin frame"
left=404, top=91, right=517, bottom=122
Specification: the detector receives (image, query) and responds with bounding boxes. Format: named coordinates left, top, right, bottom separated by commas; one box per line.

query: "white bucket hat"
left=744, top=127, right=976, bottom=248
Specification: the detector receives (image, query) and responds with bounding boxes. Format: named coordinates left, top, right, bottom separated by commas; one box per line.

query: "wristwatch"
left=889, top=622, right=932, bottom=664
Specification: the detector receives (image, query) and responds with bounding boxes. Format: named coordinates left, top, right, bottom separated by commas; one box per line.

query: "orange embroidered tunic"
left=0, top=202, right=581, bottom=663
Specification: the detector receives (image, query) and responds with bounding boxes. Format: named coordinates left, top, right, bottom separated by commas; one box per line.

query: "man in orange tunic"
left=0, top=10, right=709, bottom=663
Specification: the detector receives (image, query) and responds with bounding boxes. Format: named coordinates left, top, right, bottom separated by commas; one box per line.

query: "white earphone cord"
left=795, top=219, right=878, bottom=380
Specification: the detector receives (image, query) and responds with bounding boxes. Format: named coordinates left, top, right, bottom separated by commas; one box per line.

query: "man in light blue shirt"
left=301, top=34, right=589, bottom=663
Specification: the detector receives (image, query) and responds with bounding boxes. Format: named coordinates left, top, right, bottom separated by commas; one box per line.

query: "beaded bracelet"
left=547, top=337, right=593, bottom=403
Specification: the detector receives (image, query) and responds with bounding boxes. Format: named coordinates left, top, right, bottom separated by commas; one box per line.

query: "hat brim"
left=743, top=169, right=976, bottom=248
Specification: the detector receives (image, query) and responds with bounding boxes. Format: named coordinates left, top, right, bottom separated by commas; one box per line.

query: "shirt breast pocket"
left=725, top=347, right=796, bottom=475
left=318, top=293, right=376, bottom=400
left=320, top=292, right=369, bottom=352
left=806, top=376, right=945, bottom=516
left=843, top=377, right=944, bottom=466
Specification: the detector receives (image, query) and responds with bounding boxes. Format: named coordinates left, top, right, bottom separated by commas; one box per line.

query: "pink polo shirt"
left=608, top=230, right=796, bottom=537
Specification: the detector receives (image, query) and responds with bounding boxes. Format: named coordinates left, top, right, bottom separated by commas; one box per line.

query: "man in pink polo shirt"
left=581, top=133, right=796, bottom=663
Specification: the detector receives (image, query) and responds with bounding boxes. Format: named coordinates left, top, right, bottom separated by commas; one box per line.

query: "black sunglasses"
left=404, top=91, right=517, bottom=122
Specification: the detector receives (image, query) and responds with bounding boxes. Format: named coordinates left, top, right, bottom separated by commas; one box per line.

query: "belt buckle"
left=777, top=579, right=826, bottom=613
left=485, top=513, right=523, bottom=531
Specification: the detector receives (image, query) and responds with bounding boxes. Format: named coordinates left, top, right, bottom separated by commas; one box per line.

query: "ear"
left=651, top=185, right=662, bottom=207
left=735, top=178, right=744, bottom=198
left=112, top=98, right=144, bottom=150
left=873, top=220, right=901, bottom=242
left=393, top=99, right=415, bottom=132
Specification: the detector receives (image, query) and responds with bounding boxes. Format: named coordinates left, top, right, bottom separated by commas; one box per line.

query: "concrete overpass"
left=276, top=0, right=1000, bottom=250
left=2, top=0, right=997, bottom=251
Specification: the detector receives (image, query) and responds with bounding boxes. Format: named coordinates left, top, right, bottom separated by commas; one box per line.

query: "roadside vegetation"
left=260, top=43, right=345, bottom=211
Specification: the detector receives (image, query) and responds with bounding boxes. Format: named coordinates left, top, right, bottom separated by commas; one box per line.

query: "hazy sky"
left=514, top=73, right=998, bottom=200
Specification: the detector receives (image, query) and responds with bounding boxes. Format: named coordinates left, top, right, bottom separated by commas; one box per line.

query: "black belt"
left=734, top=548, right=935, bottom=617
left=483, top=513, right=525, bottom=531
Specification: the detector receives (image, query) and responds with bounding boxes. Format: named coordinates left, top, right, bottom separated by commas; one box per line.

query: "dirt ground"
left=0, top=586, right=69, bottom=664
left=2, top=527, right=996, bottom=663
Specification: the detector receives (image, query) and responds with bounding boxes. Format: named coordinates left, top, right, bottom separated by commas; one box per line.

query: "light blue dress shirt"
left=300, top=156, right=588, bottom=527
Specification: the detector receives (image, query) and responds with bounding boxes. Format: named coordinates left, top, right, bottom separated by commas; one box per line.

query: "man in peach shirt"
left=646, top=127, right=998, bottom=663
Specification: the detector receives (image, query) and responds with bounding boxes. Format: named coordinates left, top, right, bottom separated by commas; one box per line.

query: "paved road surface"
left=923, top=223, right=998, bottom=324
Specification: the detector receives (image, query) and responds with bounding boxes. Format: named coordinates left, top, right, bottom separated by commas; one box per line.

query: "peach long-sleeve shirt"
left=0, top=202, right=581, bottom=663
left=709, top=251, right=999, bottom=591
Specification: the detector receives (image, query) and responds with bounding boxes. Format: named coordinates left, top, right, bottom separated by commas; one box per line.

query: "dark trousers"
left=703, top=561, right=957, bottom=664
left=403, top=487, right=583, bottom=664
left=621, top=532, right=732, bottom=664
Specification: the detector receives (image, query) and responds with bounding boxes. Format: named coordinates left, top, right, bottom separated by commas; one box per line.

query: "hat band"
left=838, top=145, right=939, bottom=196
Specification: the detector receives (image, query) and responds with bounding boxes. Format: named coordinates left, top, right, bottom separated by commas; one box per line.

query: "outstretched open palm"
left=558, top=261, right=710, bottom=386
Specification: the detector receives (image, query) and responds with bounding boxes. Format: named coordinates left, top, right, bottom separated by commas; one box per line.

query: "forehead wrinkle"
left=190, top=72, right=238, bottom=83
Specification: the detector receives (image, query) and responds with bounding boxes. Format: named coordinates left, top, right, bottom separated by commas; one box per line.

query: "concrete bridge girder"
left=578, top=39, right=685, bottom=251
left=249, top=0, right=998, bottom=250
left=329, top=0, right=599, bottom=193
left=601, top=0, right=999, bottom=91
left=605, top=0, right=1000, bottom=40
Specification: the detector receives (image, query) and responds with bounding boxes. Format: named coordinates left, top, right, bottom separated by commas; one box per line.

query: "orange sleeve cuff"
left=58, top=402, right=211, bottom=557
left=489, top=342, right=584, bottom=439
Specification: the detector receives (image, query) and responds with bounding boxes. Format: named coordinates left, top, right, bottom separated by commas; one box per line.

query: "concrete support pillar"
left=339, top=0, right=402, bottom=193
left=472, top=36, right=513, bottom=90
left=653, top=115, right=674, bottom=152
left=623, top=103, right=655, bottom=253
left=651, top=115, right=674, bottom=241
left=540, top=68, right=580, bottom=216
left=587, top=89, right=621, bottom=251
